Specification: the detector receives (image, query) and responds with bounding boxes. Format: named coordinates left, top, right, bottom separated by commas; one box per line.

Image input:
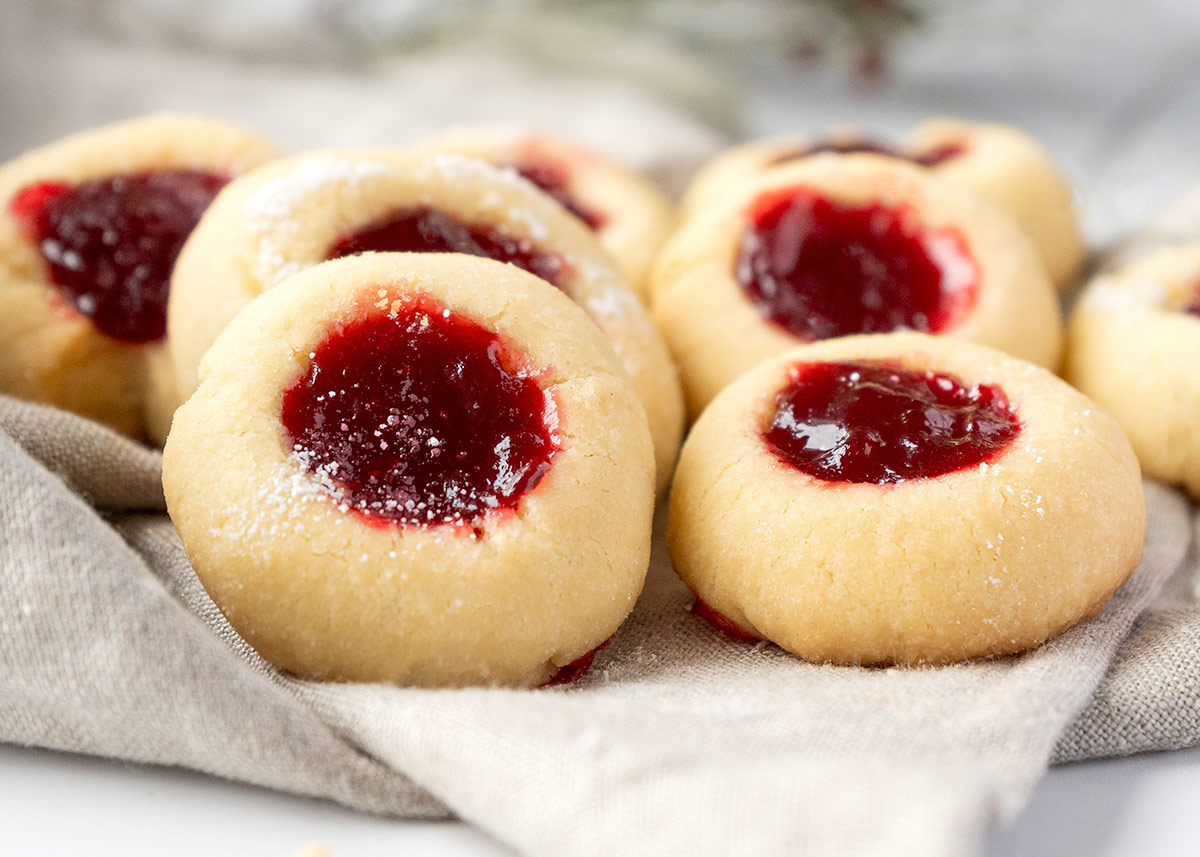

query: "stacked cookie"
left=0, top=113, right=1157, bottom=682
left=0, top=116, right=679, bottom=687
left=657, top=119, right=1145, bottom=665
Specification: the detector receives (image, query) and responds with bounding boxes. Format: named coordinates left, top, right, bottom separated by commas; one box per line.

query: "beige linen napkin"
left=1, top=393, right=1194, bottom=857
left=1055, top=512, right=1200, bottom=763
left=1052, top=156, right=1200, bottom=763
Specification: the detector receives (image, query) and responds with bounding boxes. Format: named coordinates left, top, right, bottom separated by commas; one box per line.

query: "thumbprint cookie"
left=168, top=149, right=683, bottom=492
left=163, top=253, right=655, bottom=688
left=416, top=125, right=675, bottom=300
left=0, top=113, right=281, bottom=441
left=1066, top=243, right=1200, bottom=498
left=669, top=333, right=1144, bottom=665
left=681, top=119, right=1084, bottom=289
left=652, top=156, right=1061, bottom=418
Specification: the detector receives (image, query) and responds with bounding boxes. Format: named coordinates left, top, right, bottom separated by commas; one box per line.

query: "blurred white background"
left=4, top=0, right=1200, bottom=245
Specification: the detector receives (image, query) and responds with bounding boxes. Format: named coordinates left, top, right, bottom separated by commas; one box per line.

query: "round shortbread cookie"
left=163, top=252, right=655, bottom=688
left=168, top=148, right=683, bottom=492
left=652, top=156, right=1062, bottom=419
left=416, top=126, right=675, bottom=300
left=1065, top=243, right=1200, bottom=498
left=0, top=113, right=282, bottom=442
left=680, top=118, right=1084, bottom=290
left=669, top=332, right=1144, bottom=666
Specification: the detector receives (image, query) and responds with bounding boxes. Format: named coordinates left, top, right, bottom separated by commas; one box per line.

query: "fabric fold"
left=0, top=393, right=1196, bottom=856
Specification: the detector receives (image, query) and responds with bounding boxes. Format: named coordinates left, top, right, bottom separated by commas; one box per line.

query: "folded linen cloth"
left=0, top=394, right=1194, bottom=857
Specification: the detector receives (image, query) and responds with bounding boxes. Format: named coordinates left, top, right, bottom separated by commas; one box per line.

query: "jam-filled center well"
left=9, top=169, right=228, bottom=343
left=763, top=360, right=1020, bottom=484
left=514, top=157, right=608, bottom=231
left=1183, top=286, right=1200, bottom=318
left=770, top=138, right=965, bottom=169
left=281, top=295, right=558, bottom=529
left=735, top=186, right=979, bottom=342
left=327, top=207, right=570, bottom=289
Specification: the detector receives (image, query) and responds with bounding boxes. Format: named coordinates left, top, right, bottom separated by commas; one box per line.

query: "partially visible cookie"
left=670, top=332, right=1144, bottom=666
left=653, top=155, right=1062, bottom=419
left=168, top=149, right=683, bottom=492
left=164, top=253, right=655, bottom=688
left=680, top=118, right=1084, bottom=289
left=416, top=126, right=675, bottom=300
left=0, top=113, right=282, bottom=442
left=1066, top=243, right=1200, bottom=498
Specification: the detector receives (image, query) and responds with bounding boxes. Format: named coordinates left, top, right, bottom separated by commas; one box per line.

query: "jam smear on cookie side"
left=328, top=207, right=570, bottom=289
left=769, top=138, right=966, bottom=169
left=690, top=597, right=761, bottom=643
left=10, top=170, right=228, bottom=343
left=764, top=360, right=1020, bottom=485
left=542, top=636, right=613, bottom=687
left=735, top=187, right=979, bottom=342
left=281, top=294, right=558, bottom=531
left=513, top=156, right=608, bottom=231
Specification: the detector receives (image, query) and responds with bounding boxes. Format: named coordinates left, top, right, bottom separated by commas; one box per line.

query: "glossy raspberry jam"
left=735, top=187, right=978, bottom=341
left=515, top=157, right=607, bottom=231
left=281, top=295, right=557, bottom=529
left=764, top=360, right=1020, bottom=484
left=327, top=207, right=569, bottom=289
left=9, top=170, right=228, bottom=343
left=770, top=139, right=965, bottom=169
left=690, top=597, right=760, bottom=643
left=1184, top=294, right=1200, bottom=318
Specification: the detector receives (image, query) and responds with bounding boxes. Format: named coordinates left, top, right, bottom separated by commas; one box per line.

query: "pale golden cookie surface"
left=669, top=333, right=1144, bottom=666
left=1066, top=243, right=1200, bottom=498
left=164, top=253, right=655, bottom=688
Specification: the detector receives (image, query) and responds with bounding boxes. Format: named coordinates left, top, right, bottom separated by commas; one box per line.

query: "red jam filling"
left=690, top=598, right=760, bottom=643
left=280, top=295, right=557, bottom=529
left=327, top=207, right=569, bottom=289
left=735, top=186, right=979, bottom=341
left=514, top=158, right=608, bottom=231
left=542, top=637, right=613, bottom=687
left=770, top=138, right=965, bottom=169
left=763, top=360, right=1020, bottom=484
left=1184, top=293, right=1200, bottom=318
left=9, top=170, right=228, bottom=343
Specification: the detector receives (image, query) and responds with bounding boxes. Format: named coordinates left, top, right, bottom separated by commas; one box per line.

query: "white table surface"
left=4, top=739, right=1200, bottom=856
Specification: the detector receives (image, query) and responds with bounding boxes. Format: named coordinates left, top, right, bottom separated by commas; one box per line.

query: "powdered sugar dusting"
left=243, top=157, right=394, bottom=286
left=505, top=205, right=551, bottom=241
left=418, top=153, right=555, bottom=242
left=206, top=459, right=449, bottom=570
left=583, top=284, right=653, bottom=367
left=244, top=157, right=394, bottom=222
left=419, top=152, right=531, bottom=193
left=1080, top=274, right=1167, bottom=313
left=208, top=461, right=348, bottom=560
left=584, top=285, right=641, bottom=327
